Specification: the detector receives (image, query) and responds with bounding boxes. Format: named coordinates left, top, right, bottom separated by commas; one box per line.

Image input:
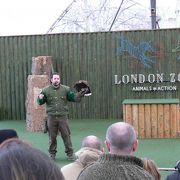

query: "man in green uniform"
left=37, top=72, right=86, bottom=161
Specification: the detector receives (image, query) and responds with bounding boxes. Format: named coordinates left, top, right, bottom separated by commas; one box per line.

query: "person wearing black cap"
left=0, top=129, right=18, bottom=144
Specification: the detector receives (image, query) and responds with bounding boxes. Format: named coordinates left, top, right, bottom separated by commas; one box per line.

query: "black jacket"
left=166, top=161, right=180, bottom=180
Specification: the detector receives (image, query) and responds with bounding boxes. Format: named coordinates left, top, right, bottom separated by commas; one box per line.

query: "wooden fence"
left=123, top=99, right=180, bottom=138
left=0, top=28, right=180, bottom=120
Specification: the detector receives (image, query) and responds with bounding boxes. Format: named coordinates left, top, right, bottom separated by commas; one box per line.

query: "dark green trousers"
left=47, top=115, right=73, bottom=157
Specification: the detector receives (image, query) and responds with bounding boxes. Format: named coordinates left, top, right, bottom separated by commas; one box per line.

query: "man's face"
left=51, top=74, right=60, bottom=87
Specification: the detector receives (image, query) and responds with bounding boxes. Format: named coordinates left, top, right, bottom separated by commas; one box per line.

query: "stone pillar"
left=32, top=56, right=53, bottom=77
left=26, top=75, right=49, bottom=131
left=26, top=56, right=53, bottom=132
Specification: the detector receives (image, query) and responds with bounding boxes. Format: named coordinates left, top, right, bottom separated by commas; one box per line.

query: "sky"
left=0, top=0, right=177, bottom=36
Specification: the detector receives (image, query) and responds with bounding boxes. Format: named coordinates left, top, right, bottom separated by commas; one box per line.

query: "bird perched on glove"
left=74, top=80, right=92, bottom=97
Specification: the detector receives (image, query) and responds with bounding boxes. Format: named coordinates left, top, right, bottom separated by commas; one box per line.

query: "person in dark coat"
left=166, top=161, right=180, bottom=180
left=0, top=129, right=18, bottom=144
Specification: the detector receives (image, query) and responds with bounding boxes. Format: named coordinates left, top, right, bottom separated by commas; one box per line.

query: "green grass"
left=0, top=119, right=179, bottom=179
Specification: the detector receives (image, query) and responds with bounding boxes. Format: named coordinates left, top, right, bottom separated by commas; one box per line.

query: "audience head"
left=0, top=138, right=64, bottom=180
left=142, top=158, right=161, bottom=180
left=105, top=122, right=138, bottom=155
left=81, top=135, right=104, bottom=152
left=0, top=129, right=18, bottom=144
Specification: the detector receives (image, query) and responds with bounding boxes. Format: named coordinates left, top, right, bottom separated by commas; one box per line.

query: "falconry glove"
left=74, top=80, right=92, bottom=97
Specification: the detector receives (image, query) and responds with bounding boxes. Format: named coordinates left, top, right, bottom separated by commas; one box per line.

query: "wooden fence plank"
left=145, top=104, right=151, bottom=138
left=138, top=104, right=145, bottom=138
left=125, top=105, right=132, bottom=125
left=176, top=105, right=180, bottom=136
left=132, top=105, right=139, bottom=136
left=170, top=104, right=177, bottom=138
left=164, top=104, right=170, bottom=138
left=157, top=104, right=164, bottom=138
left=151, top=104, right=158, bottom=138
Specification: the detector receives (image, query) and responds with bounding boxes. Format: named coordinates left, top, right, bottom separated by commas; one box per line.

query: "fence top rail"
left=158, top=168, right=177, bottom=171
left=122, top=99, right=180, bottom=105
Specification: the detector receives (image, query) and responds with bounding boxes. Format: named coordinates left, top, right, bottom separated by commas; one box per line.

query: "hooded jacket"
left=61, top=147, right=102, bottom=180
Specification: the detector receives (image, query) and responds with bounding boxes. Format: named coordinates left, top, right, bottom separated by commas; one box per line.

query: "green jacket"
left=37, top=84, right=80, bottom=117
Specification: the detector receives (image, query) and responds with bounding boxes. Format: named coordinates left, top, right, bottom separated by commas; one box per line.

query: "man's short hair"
left=106, top=122, right=137, bottom=153
left=50, top=72, right=60, bottom=79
